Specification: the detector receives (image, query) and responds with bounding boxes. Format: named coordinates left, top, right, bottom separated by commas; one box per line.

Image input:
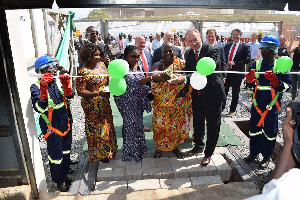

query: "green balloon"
left=108, top=59, right=129, bottom=79
left=276, top=56, right=293, bottom=73
left=109, top=78, right=127, bottom=96
left=196, top=57, right=216, bottom=76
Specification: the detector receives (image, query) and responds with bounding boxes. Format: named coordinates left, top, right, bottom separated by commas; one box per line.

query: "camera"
left=286, top=102, right=300, bottom=126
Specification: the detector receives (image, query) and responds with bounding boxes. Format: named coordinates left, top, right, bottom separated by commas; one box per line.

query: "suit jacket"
left=224, top=42, right=250, bottom=80
left=152, top=46, right=182, bottom=64
left=215, top=45, right=226, bottom=79
left=138, top=50, right=153, bottom=73
left=184, top=44, right=225, bottom=106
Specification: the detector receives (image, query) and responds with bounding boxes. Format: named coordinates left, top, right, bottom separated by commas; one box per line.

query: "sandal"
left=172, top=148, right=185, bottom=159
left=154, top=150, right=162, bottom=158
left=201, top=157, right=211, bottom=166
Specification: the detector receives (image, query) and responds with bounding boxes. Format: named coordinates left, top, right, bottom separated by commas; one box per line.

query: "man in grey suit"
left=152, top=31, right=182, bottom=64
left=222, top=29, right=251, bottom=117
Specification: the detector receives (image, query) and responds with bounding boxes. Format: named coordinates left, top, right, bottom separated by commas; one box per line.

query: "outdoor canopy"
left=0, top=0, right=299, bottom=11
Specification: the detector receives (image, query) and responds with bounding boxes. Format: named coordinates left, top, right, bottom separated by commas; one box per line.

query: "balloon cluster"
left=107, top=59, right=129, bottom=96
left=190, top=57, right=216, bottom=90
left=191, top=56, right=293, bottom=90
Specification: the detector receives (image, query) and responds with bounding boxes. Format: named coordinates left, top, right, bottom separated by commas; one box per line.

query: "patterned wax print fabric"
left=76, top=63, right=117, bottom=163
left=114, top=68, right=151, bottom=161
left=152, top=57, right=192, bottom=151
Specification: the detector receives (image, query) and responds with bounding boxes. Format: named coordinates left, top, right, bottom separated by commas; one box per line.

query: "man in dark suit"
left=183, top=29, right=225, bottom=166
left=206, top=29, right=226, bottom=81
left=152, top=31, right=182, bottom=64
left=223, top=29, right=250, bottom=117
left=78, top=26, right=109, bottom=69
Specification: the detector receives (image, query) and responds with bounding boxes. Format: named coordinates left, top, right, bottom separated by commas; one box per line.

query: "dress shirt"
left=248, top=40, right=260, bottom=60
left=228, top=41, right=240, bottom=61
left=152, top=39, right=162, bottom=51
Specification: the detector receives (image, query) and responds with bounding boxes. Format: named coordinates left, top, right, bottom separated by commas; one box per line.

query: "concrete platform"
left=97, top=153, right=232, bottom=183
left=39, top=182, right=259, bottom=200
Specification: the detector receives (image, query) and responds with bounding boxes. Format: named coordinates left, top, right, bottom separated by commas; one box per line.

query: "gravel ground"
left=39, top=84, right=294, bottom=191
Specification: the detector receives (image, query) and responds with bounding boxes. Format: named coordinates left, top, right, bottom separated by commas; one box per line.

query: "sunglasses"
left=129, top=55, right=140, bottom=59
left=87, top=31, right=99, bottom=36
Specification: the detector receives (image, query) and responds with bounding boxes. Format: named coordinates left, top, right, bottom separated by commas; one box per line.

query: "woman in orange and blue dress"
left=151, top=41, right=192, bottom=159
left=76, top=43, right=117, bottom=163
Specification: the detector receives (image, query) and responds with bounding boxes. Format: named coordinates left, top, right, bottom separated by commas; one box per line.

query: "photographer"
left=246, top=104, right=300, bottom=200
left=269, top=104, right=300, bottom=180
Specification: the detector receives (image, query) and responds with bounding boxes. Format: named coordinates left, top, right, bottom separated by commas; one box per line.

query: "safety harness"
left=252, top=60, right=280, bottom=127
left=34, top=80, right=70, bottom=139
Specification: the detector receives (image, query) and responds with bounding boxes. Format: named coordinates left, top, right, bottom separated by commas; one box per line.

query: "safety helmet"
left=34, top=55, right=57, bottom=74
left=259, top=35, right=280, bottom=54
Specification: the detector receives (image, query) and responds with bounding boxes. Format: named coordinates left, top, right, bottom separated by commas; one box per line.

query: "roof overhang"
left=1, top=0, right=299, bottom=11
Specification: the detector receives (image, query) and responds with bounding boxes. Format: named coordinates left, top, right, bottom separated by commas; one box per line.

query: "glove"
left=264, top=70, right=279, bottom=88
left=40, top=73, right=53, bottom=100
left=245, top=69, right=256, bottom=83
left=59, top=74, right=73, bottom=96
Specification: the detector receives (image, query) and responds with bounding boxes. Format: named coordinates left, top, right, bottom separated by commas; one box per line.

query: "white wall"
left=6, top=9, right=48, bottom=193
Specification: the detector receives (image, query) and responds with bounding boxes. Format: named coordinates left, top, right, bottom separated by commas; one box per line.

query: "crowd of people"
left=31, top=25, right=300, bottom=192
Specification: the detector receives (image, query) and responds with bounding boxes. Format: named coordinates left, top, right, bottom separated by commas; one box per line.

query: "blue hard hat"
left=34, top=55, right=57, bottom=73
left=260, top=35, right=280, bottom=54
left=261, top=35, right=280, bottom=46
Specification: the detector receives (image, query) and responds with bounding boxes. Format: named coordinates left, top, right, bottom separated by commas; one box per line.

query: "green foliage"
left=87, top=9, right=108, bottom=20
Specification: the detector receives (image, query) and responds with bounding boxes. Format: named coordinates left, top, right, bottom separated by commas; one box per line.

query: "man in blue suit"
left=135, top=35, right=153, bottom=74
left=135, top=35, right=153, bottom=132
left=223, top=29, right=251, bottom=117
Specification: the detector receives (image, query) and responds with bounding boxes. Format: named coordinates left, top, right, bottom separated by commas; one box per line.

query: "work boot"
left=259, top=158, right=271, bottom=168
left=244, top=154, right=259, bottom=163
left=57, top=181, right=70, bottom=192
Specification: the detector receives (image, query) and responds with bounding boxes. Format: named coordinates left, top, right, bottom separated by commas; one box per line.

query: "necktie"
left=195, top=50, right=199, bottom=61
left=140, top=51, right=149, bottom=77
left=228, top=43, right=236, bottom=61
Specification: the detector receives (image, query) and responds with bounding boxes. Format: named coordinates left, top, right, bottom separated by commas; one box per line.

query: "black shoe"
left=172, top=148, right=185, bottom=159
left=188, top=146, right=204, bottom=156
left=154, top=150, right=162, bottom=159
left=260, top=158, right=271, bottom=168
left=100, top=158, right=110, bottom=163
left=244, top=154, right=259, bottom=163
left=57, top=182, right=70, bottom=192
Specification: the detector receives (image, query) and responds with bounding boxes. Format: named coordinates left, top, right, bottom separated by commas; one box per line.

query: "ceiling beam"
left=0, top=0, right=299, bottom=11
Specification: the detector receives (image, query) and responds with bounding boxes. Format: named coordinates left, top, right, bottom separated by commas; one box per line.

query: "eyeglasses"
left=129, top=55, right=140, bottom=59
left=87, top=31, right=99, bottom=36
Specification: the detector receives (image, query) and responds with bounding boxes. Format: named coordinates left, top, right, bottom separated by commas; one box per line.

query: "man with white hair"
left=152, top=31, right=183, bottom=64
left=152, top=32, right=162, bottom=52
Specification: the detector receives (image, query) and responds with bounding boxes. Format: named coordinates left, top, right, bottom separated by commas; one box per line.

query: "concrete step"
left=97, top=153, right=232, bottom=182
left=39, top=182, right=259, bottom=200
left=95, top=175, right=223, bottom=193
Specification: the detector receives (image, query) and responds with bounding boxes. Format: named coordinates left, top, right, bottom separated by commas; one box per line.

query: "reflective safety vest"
left=34, top=80, right=70, bottom=139
left=252, top=60, right=280, bottom=127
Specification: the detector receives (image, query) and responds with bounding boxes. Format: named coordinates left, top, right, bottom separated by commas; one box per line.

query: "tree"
left=87, top=9, right=108, bottom=20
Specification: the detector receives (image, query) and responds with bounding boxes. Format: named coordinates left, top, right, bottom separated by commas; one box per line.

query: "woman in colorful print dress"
left=152, top=42, right=192, bottom=159
left=77, top=43, right=117, bottom=163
